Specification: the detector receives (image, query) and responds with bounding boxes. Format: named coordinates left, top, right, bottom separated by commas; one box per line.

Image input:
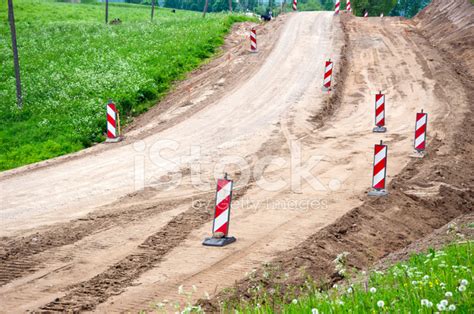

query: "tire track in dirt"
left=0, top=193, right=197, bottom=287
left=37, top=186, right=251, bottom=312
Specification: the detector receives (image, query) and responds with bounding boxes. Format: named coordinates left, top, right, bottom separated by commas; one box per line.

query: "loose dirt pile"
left=414, top=0, right=474, bottom=77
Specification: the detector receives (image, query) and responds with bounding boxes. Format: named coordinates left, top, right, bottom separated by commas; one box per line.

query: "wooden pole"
left=228, top=0, right=232, bottom=12
left=8, top=0, right=23, bottom=109
left=105, top=0, right=109, bottom=24
left=203, top=0, right=209, bottom=17
left=151, top=0, right=155, bottom=21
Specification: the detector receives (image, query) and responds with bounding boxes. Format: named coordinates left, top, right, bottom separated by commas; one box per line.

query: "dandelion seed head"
left=460, top=279, right=468, bottom=286
left=292, top=299, right=298, bottom=304
left=377, top=300, right=384, bottom=308
left=448, top=304, right=456, bottom=311
left=437, top=303, right=446, bottom=311
left=440, top=299, right=448, bottom=306
left=370, top=287, right=377, bottom=293
left=445, top=291, right=453, bottom=298
left=311, top=309, right=319, bottom=314
left=458, top=285, right=466, bottom=292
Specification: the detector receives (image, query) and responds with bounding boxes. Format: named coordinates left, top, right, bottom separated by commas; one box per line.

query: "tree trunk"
left=8, top=0, right=23, bottom=109
left=228, top=0, right=232, bottom=12
left=105, top=0, right=109, bottom=24
left=151, top=0, right=155, bottom=21
left=203, top=0, right=209, bottom=17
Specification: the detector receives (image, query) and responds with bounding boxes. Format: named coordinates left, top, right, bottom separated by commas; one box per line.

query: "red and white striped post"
left=250, top=28, right=257, bottom=52
left=368, top=140, right=388, bottom=196
left=203, top=174, right=236, bottom=247
left=335, top=0, right=340, bottom=14
left=106, top=100, right=121, bottom=143
left=412, top=110, right=428, bottom=157
left=322, top=59, right=333, bottom=91
left=346, top=0, right=351, bottom=12
left=373, top=91, right=387, bottom=133
left=293, top=0, right=297, bottom=11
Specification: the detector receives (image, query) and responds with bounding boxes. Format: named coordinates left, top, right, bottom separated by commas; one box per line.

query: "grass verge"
left=0, top=0, right=252, bottom=170
left=224, top=241, right=473, bottom=313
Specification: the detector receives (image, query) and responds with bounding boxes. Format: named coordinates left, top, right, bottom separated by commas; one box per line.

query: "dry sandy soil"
left=0, top=0, right=473, bottom=312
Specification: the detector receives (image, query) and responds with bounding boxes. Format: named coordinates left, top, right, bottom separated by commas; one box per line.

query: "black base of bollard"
left=202, top=236, right=236, bottom=247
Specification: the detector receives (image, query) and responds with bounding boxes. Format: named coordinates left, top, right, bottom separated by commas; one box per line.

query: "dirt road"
left=0, top=8, right=470, bottom=313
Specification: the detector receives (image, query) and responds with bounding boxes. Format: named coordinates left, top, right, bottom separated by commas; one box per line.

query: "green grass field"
left=226, top=241, right=473, bottom=313
left=0, top=0, right=250, bottom=170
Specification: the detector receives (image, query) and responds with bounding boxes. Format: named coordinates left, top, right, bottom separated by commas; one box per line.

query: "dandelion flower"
left=448, top=304, right=456, bottom=311
left=312, top=309, right=319, bottom=314
left=458, top=285, right=466, bottom=292
left=411, top=280, right=418, bottom=285
left=377, top=300, right=385, bottom=308
left=445, top=291, right=453, bottom=298
left=440, top=299, right=448, bottom=306
left=423, top=275, right=429, bottom=281
left=460, top=279, right=469, bottom=286
left=292, top=299, right=298, bottom=304
left=370, top=287, right=377, bottom=293
left=437, top=303, right=446, bottom=311
left=421, top=299, right=429, bottom=306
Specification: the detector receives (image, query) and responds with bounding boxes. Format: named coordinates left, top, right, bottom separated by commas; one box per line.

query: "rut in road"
left=38, top=186, right=251, bottom=312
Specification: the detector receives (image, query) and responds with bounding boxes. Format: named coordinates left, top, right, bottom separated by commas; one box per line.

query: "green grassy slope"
left=0, top=0, right=250, bottom=170
left=228, top=241, right=473, bottom=313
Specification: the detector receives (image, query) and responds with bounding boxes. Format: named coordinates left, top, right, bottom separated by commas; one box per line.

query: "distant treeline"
left=97, top=0, right=432, bottom=18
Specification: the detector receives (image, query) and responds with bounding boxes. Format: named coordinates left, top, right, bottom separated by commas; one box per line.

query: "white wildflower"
left=370, top=287, right=377, bottom=293
left=377, top=300, right=385, bottom=308
left=440, top=300, right=448, bottom=306
left=292, top=299, right=298, bottom=304
left=311, top=309, right=319, bottom=314
left=347, top=287, right=353, bottom=293
left=412, top=280, right=418, bottom=285
left=437, top=303, right=446, bottom=311
left=445, top=291, right=453, bottom=298
left=423, top=275, right=430, bottom=281
left=460, top=279, right=469, bottom=286
left=458, top=285, right=466, bottom=292
left=448, top=304, right=456, bottom=311
left=421, top=299, right=429, bottom=306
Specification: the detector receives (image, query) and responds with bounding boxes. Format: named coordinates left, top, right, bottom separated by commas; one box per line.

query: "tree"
left=390, top=0, right=431, bottom=18
left=352, top=0, right=397, bottom=16
left=7, top=0, right=23, bottom=109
